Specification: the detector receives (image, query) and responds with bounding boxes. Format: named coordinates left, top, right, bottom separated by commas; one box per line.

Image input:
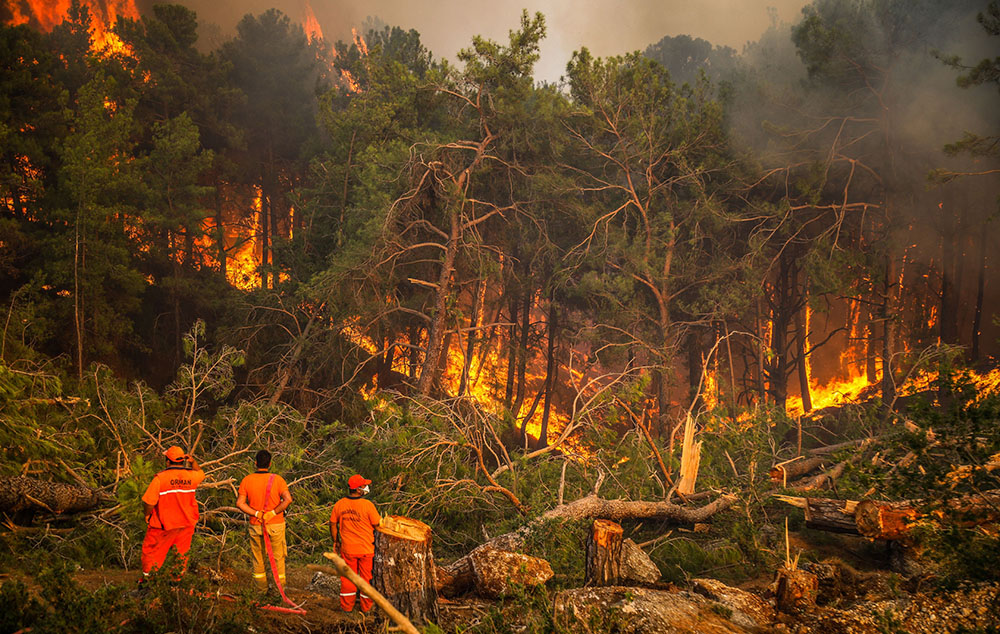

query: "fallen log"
left=585, top=519, right=623, bottom=586
left=773, top=495, right=860, bottom=534
left=541, top=493, right=736, bottom=523
left=437, top=494, right=733, bottom=596
left=854, top=500, right=920, bottom=541
left=373, top=515, right=438, bottom=625
left=770, top=456, right=828, bottom=485
left=0, top=476, right=104, bottom=518
left=786, top=457, right=858, bottom=492
left=855, top=490, right=1000, bottom=541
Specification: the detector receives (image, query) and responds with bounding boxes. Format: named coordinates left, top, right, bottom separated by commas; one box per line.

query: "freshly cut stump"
left=373, top=515, right=438, bottom=625
left=585, top=519, right=623, bottom=586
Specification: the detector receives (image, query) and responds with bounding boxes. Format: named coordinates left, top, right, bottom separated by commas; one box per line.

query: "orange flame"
left=301, top=0, right=323, bottom=42
left=7, top=0, right=139, bottom=56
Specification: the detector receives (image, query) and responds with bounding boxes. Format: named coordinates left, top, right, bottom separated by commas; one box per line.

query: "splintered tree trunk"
left=774, top=567, right=818, bottom=612
left=373, top=516, right=438, bottom=625
left=585, top=520, right=623, bottom=586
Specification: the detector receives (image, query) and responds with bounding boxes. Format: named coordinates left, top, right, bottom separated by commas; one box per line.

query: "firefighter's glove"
left=262, top=510, right=277, bottom=522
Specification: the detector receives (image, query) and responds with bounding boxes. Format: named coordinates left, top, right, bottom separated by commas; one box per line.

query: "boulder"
left=304, top=571, right=340, bottom=598
left=469, top=547, right=553, bottom=599
left=691, top=578, right=773, bottom=629
left=553, top=586, right=751, bottom=633
left=621, top=538, right=661, bottom=585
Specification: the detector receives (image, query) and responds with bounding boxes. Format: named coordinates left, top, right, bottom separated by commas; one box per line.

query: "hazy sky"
left=182, top=0, right=812, bottom=83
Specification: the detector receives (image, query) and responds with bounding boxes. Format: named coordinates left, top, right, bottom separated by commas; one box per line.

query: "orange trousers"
left=141, top=525, right=195, bottom=574
left=339, top=553, right=373, bottom=612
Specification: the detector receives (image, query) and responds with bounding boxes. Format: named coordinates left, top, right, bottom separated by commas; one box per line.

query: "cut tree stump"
left=373, top=515, right=438, bottom=625
left=469, top=547, right=553, bottom=598
left=585, top=519, right=623, bottom=586
left=0, top=476, right=104, bottom=519
left=774, top=566, right=818, bottom=612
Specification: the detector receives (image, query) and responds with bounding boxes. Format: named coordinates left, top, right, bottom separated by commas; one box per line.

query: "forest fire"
left=7, top=0, right=138, bottom=52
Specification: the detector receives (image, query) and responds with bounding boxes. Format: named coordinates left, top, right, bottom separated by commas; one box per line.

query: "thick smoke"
left=166, top=0, right=810, bottom=83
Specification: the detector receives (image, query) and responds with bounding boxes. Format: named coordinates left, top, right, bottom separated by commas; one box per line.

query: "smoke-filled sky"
left=174, top=0, right=810, bottom=83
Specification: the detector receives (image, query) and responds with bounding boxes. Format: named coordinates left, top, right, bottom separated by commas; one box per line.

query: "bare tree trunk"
left=940, top=217, right=960, bottom=345
left=214, top=176, right=226, bottom=279
left=538, top=298, right=557, bottom=449
left=795, top=284, right=812, bottom=414
left=513, top=288, right=531, bottom=414
left=880, top=252, right=896, bottom=406
left=418, top=209, right=459, bottom=396
left=260, top=171, right=270, bottom=290
left=971, top=228, right=987, bottom=361
left=73, top=205, right=84, bottom=380
left=503, top=289, right=517, bottom=409
left=459, top=280, right=483, bottom=397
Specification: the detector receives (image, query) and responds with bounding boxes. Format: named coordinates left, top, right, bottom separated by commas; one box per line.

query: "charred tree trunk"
left=880, top=252, right=896, bottom=406
left=585, top=520, right=623, bottom=586
left=940, top=215, right=960, bottom=345
left=538, top=298, right=558, bottom=449
left=971, top=228, right=987, bottom=361
left=503, top=289, right=518, bottom=408
left=794, top=283, right=812, bottom=413
left=373, top=516, right=439, bottom=625
left=214, top=176, right=226, bottom=280
left=513, top=287, right=532, bottom=414
left=259, top=172, right=270, bottom=290
left=459, top=280, right=483, bottom=397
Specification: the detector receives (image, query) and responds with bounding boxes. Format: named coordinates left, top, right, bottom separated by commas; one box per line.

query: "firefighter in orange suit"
left=141, top=446, right=205, bottom=577
left=236, top=449, right=293, bottom=593
left=330, top=474, right=381, bottom=612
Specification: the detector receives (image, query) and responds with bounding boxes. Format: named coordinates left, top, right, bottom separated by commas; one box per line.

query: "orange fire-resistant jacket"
left=142, top=465, right=205, bottom=530
left=238, top=470, right=290, bottom=526
left=330, top=496, right=381, bottom=556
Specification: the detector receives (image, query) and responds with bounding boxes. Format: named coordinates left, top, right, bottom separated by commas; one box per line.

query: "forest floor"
left=44, top=532, right=999, bottom=634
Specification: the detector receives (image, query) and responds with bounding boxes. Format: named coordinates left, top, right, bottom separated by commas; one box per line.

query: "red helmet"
left=348, top=474, right=371, bottom=489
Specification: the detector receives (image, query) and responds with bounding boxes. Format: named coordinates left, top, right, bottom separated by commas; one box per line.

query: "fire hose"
left=258, top=474, right=306, bottom=615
